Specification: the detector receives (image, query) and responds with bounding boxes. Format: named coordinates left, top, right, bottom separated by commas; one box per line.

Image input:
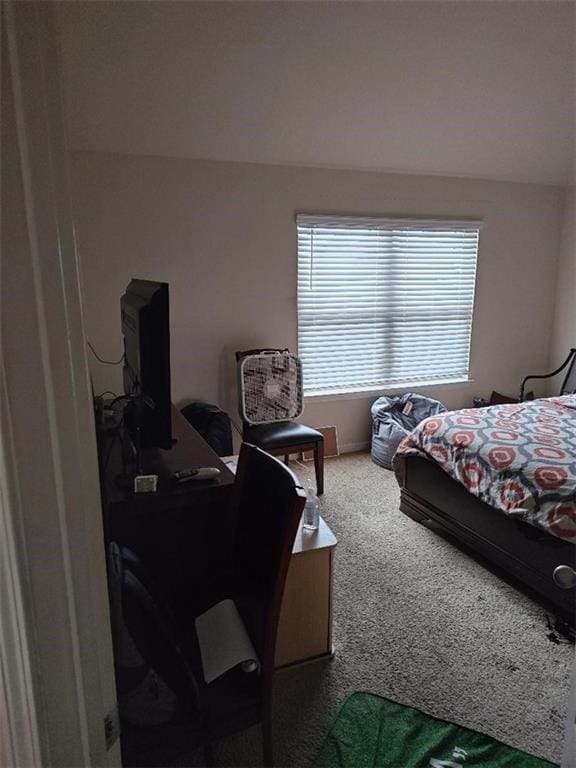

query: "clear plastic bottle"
left=303, top=487, right=320, bottom=531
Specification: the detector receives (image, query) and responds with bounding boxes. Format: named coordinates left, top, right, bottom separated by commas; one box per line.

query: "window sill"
left=304, top=378, right=474, bottom=403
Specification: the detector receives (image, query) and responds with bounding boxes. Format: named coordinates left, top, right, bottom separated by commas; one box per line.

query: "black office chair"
left=519, top=348, right=576, bottom=401
left=117, top=443, right=306, bottom=767
left=236, top=349, right=324, bottom=494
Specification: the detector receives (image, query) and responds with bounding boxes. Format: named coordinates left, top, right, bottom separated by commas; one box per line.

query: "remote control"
left=171, top=467, right=221, bottom=483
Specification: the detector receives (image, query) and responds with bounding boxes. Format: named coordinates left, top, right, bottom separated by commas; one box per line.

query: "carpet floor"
left=159, top=452, right=573, bottom=767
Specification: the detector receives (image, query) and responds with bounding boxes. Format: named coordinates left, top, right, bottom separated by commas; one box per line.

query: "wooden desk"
left=101, top=406, right=235, bottom=613
left=101, top=418, right=337, bottom=664
left=222, top=456, right=337, bottom=669
left=135, top=404, right=235, bottom=497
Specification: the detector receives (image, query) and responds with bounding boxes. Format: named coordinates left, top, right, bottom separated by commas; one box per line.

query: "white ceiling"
left=57, top=1, right=575, bottom=186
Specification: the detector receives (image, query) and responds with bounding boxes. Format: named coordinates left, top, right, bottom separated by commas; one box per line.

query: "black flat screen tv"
left=121, top=279, right=172, bottom=450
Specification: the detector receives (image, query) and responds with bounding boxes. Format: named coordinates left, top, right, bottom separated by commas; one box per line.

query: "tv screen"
left=121, top=279, right=172, bottom=450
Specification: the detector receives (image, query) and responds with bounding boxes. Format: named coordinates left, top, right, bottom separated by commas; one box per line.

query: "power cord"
left=110, top=393, right=155, bottom=410
left=100, top=395, right=153, bottom=476
left=230, top=417, right=244, bottom=437
left=88, top=340, right=124, bottom=366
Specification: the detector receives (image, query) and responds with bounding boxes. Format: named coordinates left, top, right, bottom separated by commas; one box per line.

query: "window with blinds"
left=297, top=215, right=481, bottom=396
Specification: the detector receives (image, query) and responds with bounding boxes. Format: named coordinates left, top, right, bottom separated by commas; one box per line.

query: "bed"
left=393, top=396, right=576, bottom=628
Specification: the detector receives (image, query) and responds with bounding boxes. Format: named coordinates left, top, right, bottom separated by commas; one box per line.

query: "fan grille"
left=239, top=353, right=303, bottom=424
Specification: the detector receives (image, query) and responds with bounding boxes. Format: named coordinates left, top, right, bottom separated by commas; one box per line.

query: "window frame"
left=296, top=214, right=481, bottom=398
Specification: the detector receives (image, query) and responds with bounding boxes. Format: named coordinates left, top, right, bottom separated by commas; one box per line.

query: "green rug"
left=313, top=693, right=557, bottom=768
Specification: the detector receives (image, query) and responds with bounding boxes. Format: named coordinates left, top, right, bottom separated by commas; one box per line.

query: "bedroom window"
left=297, top=214, right=481, bottom=396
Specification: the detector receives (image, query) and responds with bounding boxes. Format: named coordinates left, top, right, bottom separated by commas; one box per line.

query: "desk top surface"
left=100, top=405, right=235, bottom=508
left=292, top=516, right=337, bottom=554
left=139, top=405, right=236, bottom=493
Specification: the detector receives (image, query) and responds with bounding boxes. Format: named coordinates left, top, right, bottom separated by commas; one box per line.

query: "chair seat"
left=244, top=421, right=323, bottom=451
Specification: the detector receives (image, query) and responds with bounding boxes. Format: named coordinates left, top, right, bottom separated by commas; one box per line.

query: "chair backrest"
left=230, top=443, right=306, bottom=672
left=116, top=546, right=201, bottom=715
left=235, top=348, right=288, bottom=363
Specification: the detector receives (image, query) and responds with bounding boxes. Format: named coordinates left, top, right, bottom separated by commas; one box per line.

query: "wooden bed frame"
left=395, top=454, right=575, bottom=628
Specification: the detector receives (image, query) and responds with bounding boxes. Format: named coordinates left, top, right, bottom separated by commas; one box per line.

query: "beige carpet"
left=209, top=451, right=572, bottom=767
left=137, top=451, right=572, bottom=767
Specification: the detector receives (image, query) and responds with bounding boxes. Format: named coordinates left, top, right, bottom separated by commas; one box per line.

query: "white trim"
left=305, top=379, right=474, bottom=403
left=1, top=3, right=119, bottom=765
left=297, top=213, right=483, bottom=230
left=339, top=441, right=371, bottom=454
left=1, top=6, right=45, bottom=763
left=0, top=372, right=42, bottom=768
left=6, top=3, right=91, bottom=755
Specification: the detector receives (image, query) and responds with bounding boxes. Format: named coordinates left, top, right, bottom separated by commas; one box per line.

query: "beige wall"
left=550, top=189, right=576, bottom=387
left=57, top=1, right=574, bottom=186
left=73, top=152, right=564, bottom=450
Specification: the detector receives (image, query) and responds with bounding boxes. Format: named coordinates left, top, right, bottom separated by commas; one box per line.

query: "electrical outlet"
left=104, top=706, right=120, bottom=750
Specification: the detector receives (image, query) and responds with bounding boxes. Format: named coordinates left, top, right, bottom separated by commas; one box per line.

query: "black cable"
left=101, top=407, right=126, bottom=475
left=102, top=431, right=121, bottom=476
left=88, top=340, right=125, bottom=366
left=110, top=393, right=155, bottom=410
left=230, top=417, right=244, bottom=437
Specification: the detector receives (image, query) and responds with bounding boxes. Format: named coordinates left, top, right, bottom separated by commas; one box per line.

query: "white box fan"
left=238, top=350, right=303, bottom=425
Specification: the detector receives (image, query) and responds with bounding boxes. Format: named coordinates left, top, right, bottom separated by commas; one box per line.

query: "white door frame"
left=1, top=2, right=119, bottom=765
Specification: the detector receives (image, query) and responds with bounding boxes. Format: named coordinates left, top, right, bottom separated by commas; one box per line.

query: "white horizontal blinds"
left=297, top=215, right=481, bottom=394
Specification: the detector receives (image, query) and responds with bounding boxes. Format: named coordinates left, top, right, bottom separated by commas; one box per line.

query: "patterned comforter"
left=394, top=396, right=576, bottom=543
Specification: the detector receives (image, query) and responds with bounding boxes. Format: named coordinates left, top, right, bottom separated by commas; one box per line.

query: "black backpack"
left=180, top=401, right=233, bottom=456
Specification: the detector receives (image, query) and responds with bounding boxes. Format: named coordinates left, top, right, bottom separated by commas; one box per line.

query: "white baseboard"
left=293, top=440, right=370, bottom=461
left=339, top=441, right=370, bottom=454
